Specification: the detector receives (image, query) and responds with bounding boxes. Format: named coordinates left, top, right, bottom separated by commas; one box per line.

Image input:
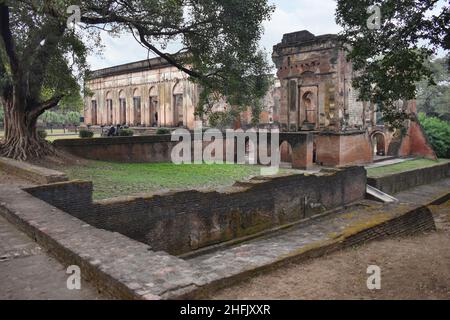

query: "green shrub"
left=79, top=129, right=94, bottom=138
left=37, top=128, right=47, bottom=139
left=418, top=113, right=450, bottom=158
left=156, top=128, right=171, bottom=135
left=118, top=128, right=134, bottom=136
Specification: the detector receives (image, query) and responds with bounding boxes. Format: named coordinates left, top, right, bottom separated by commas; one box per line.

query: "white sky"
left=86, top=0, right=447, bottom=71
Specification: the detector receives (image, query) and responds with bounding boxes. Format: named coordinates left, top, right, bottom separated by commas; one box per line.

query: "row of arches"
left=89, top=82, right=185, bottom=127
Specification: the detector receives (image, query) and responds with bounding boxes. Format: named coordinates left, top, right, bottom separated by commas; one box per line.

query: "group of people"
left=105, top=124, right=128, bottom=137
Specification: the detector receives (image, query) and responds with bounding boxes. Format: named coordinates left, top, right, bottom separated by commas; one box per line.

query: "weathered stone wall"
left=54, top=132, right=315, bottom=169
left=368, top=162, right=450, bottom=195
left=0, top=157, right=68, bottom=184
left=54, top=135, right=176, bottom=163
left=24, top=166, right=367, bottom=255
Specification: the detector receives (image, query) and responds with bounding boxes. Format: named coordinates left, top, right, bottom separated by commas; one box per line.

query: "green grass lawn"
left=62, top=161, right=265, bottom=200
left=367, top=158, right=450, bottom=178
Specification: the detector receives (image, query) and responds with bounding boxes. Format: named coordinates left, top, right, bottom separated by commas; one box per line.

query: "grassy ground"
left=367, top=159, right=450, bottom=177
left=61, top=162, right=265, bottom=200
left=0, top=129, right=95, bottom=142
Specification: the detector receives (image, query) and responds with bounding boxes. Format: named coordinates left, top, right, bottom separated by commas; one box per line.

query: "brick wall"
left=25, top=166, right=367, bottom=255
left=368, top=162, right=450, bottom=195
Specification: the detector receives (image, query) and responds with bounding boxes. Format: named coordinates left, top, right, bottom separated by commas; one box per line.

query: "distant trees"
left=1, top=0, right=274, bottom=160
left=336, top=0, right=449, bottom=128
left=39, top=111, right=81, bottom=129
left=419, top=113, right=450, bottom=158
left=417, top=55, right=450, bottom=121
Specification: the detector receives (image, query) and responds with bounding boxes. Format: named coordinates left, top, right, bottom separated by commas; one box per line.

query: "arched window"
left=133, top=88, right=141, bottom=126
left=372, top=132, right=386, bottom=157
left=302, top=91, right=317, bottom=124
left=280, top=141, right=293, bottom=164
left=119, top=90, right=127, bottom=125
left=149, top=86, right=159, bottom=127
left=173, top=82, right=184, bottom=127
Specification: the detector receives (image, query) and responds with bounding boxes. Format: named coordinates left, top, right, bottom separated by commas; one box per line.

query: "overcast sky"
left=86, top=0, right=446, bottom=71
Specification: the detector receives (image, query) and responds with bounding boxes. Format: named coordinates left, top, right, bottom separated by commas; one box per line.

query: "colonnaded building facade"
left=84, top=57, right=200, bottom=129
left=84, top=57, right=279, bottom=130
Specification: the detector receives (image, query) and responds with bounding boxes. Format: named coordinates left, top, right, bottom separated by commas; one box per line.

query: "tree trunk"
left=0, top=99, right=53, bottom=161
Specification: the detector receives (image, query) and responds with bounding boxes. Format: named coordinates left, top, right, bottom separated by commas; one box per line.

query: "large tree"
left=336, top=0, right=449, bottom=129
left=0, top=0, right=274, bottom=160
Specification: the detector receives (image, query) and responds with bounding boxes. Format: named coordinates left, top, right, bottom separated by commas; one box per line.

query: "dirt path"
left=210, top=201, right=450, bottom=300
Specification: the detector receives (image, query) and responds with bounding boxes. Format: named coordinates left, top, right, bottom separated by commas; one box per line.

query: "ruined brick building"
left=272, top=30, right=435, bottom=166
left=84, top=30, right=435, bottom=167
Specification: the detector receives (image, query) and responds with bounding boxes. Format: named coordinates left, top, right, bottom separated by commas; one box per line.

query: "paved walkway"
left=0, top=215, right=104, bottom=300
left=188, top=179, right=449, bottom=286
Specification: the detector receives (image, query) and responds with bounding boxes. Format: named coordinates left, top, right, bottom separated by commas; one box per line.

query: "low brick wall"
left=368, top=162, right=450, bottom=195
left=25, top=166, right=367, bottom=255
left=53, top=135, right=176, bottom=163
left=0, top=156, right=68, bottom=184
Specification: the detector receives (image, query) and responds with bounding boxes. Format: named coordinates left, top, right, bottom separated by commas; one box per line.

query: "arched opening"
left=313, top=142, right=317, bottom=163
left=280, top=141, right=293, bottom=166
left=133, top=88, right=141, bottom=126
left=244, top=138, right=257, bottom=164
left=91, top=99, right=98, bottom=125
left=173, top=82, right=184, bottom=127
left=372, top=132, right=386, bottom=157
left=301, top=91, right=317, bottom=129
left=149, top=86, right=159, bottom=127
left=105, top=91, right=113, bottom=125
left=119, top=90, right=126, bottom=125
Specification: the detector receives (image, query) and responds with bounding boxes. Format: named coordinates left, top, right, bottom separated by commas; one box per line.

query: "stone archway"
left=105, top=91, right=113, bottom=125
left=133, top=88, right=141, bottom=126
left=371, top=132, right=386, bottom=156
left=149, top=86, right=158, bottom=127
left=280, top=140, right=293, bottom=164
left=173, top=82, right=184, bottom=127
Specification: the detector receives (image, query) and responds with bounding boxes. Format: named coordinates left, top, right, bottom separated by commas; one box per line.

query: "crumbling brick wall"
left=25, top=166, right=367, bottom=255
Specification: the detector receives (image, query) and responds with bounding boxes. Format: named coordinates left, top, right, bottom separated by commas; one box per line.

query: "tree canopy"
left=336, top=0, right=449, bottom=128
left=0, top=0, right=274, bottom=159
left=417, top=54, right=450, bottom=120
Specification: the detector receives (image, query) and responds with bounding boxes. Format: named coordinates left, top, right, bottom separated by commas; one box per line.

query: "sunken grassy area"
left=367, top=158, right=450, bottom=178
left=62, top=161, right=264, bottom=200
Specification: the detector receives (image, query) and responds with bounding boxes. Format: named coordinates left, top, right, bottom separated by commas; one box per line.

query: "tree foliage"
left=417, top=54, right=450, bottom=120
left=0, top=0, right=274, bottom=160
left=336, top=0, right=449, bottom=128
left=419, top=112, right=450, bottom=158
